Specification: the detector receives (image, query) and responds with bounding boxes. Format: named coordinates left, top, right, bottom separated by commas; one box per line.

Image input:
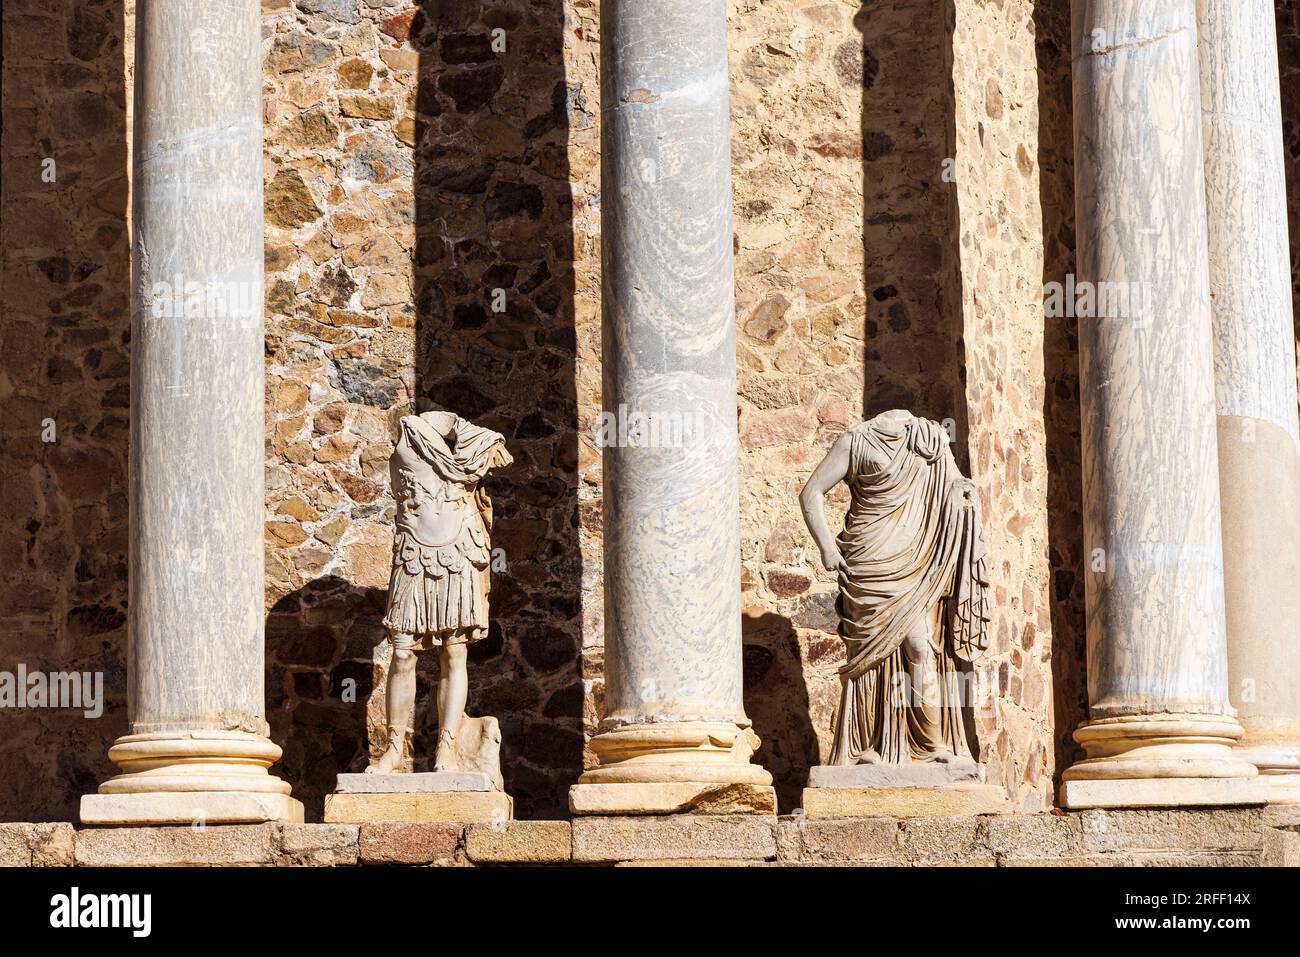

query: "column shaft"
left=1061, top=0, right=1260, bottom=808
left=80, top=0, right=300, bottom=824
left=580, top=0, right=769, bottom=787
left=1198, top=0, right=1300, bottom=802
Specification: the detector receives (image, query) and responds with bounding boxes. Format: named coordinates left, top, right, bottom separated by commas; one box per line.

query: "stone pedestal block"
left=324, top=791, right=512, bottom=824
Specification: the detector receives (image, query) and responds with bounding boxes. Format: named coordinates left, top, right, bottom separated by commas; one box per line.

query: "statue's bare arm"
left=800, top=430, right=852, bottom=573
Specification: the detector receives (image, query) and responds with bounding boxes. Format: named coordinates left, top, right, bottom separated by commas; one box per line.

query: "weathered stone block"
left=30, top=823, right=77, bottom=867
left=465, top=821, right=571, bottom=864
left=792, top=817, right=902, bottom=862
left=899, top=816, right=985, bottom=861
left=1263, top=827, right=1300, bottom=867
left=1079, top=808, right=1264, bottom=853
left=985, top=813, right=1082, bottom=859
left=358, top=823, right=461, bottom=865
left=274, top=823, right=358, bottom=866
left=571, top=815, right=778, bottom=863
left=75, top=825, right=277, bottom=867
left=0, top=824, right=35, bottom=867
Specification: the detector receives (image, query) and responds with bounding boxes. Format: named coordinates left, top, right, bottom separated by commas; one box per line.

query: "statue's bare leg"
left=434, top=638, right=469, bottom=771
left=367, top=632, right=416, bottom=773
left=902, top=627, right=953, bottom=761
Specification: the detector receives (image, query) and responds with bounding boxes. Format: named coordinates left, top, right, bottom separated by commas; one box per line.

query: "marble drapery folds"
left=829, top=411, right=989, bottom=765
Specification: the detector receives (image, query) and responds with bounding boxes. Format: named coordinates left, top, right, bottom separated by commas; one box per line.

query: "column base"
left=569, top=781, right=776, bottom=815
left=1061, top=714, right=1262, bottom=808
left=81, top=730, right=300, bottom=826
left=577, top=721, right=773, bottom=786
left=1236, top=745, right=1300, bottom=803
left=1059, top=777, right=1268, bottom=809
left=80, top=790, right=303, bottom=825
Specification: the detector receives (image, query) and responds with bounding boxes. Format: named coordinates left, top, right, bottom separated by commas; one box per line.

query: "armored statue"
left=367, top=409, right=512, bottom=775
left=799, top=409, right=989, bottom=767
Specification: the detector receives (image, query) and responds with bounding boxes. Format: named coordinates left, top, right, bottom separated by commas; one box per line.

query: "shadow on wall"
left=409, top=0, right=583, bottom=819
left=856, top=0, right=968, bottom=467
left=265, top=577, right=382, bottom=823
left=268, top=1, right=585, bottom=822
left=0, top=0, right=131, bottom=822
left=743, top=613, right=819, bottom=814
left=1032, top=0, right=1088, bottom=783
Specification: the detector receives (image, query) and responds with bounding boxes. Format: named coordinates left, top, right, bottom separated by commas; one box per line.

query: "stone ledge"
left=465, top=821, right=572, bottom=864
left=571, top=815, right=779, bottom=863
left=0, top=808, right=1280, bottom=866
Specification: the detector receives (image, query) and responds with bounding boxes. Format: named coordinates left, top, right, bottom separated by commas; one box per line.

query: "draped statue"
left=367, top=410, right=512, bottom=775
left=799, top=409, right=989, bottom=767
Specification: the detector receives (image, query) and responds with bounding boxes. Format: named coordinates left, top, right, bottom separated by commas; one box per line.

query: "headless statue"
left=799, top=410, right=989, bottom=766
left=367, top=410, right=512, bottom=774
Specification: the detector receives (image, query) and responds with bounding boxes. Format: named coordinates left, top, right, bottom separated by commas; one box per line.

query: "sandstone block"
left=801, top=783, right=1009, bottom=817
left=1079, top=807, right=1265, bottom=853
left=359, top=823, right=462, bottom=865
left=465, top=821, right=571, bottom=864
left=274, top=823, right=358, bottom=866
left=571, top=815, right=778, bottom=863
left=325, top=791, right=511, bottom=824
left=75, top=825, right=277, bottom=866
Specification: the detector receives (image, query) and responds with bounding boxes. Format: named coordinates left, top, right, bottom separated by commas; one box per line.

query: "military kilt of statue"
left=383, top=518, right=491, bottom=646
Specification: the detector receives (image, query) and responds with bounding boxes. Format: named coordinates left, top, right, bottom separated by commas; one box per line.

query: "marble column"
left=1198, top=0, right=1300, bottom=803
left=80, top=0, right=301, bottom=824
left=570, top=0, right=771, bottom=813
left=1059, top=0, right=1263, bottom=809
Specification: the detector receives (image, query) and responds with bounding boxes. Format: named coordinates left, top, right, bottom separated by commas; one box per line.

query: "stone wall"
left=0, top=0, right=133, bottom=820
left=5, top=0, right=1297, bottom=825
left=3, top=807, right=1295, bottom=866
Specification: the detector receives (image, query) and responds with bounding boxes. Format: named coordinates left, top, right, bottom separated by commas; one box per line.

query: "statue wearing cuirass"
left=367, top=410, right=512, bottom=775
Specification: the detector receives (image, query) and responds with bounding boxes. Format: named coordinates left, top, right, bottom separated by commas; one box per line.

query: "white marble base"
left=807, top=762, right=984, bottom=789
left=1059, top=777, right=1269, bottom=809
left=80, top=791, right=304, bottom=826
left=335, top=772, right=493, bottom=793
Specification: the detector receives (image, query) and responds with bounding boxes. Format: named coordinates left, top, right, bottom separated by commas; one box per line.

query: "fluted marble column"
left=1060, top=0, right=1263, bottom=809
left=571, top=0, right=771, bottom=812
left=80, top=0, right=301, bottom=824
left=1198, top=0, right=1300, bottom=803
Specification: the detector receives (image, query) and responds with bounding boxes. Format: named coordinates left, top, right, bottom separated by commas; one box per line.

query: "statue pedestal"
left=800, top=762, right=1009, bottom=817
left=324, top=773, right=512, bottom=824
